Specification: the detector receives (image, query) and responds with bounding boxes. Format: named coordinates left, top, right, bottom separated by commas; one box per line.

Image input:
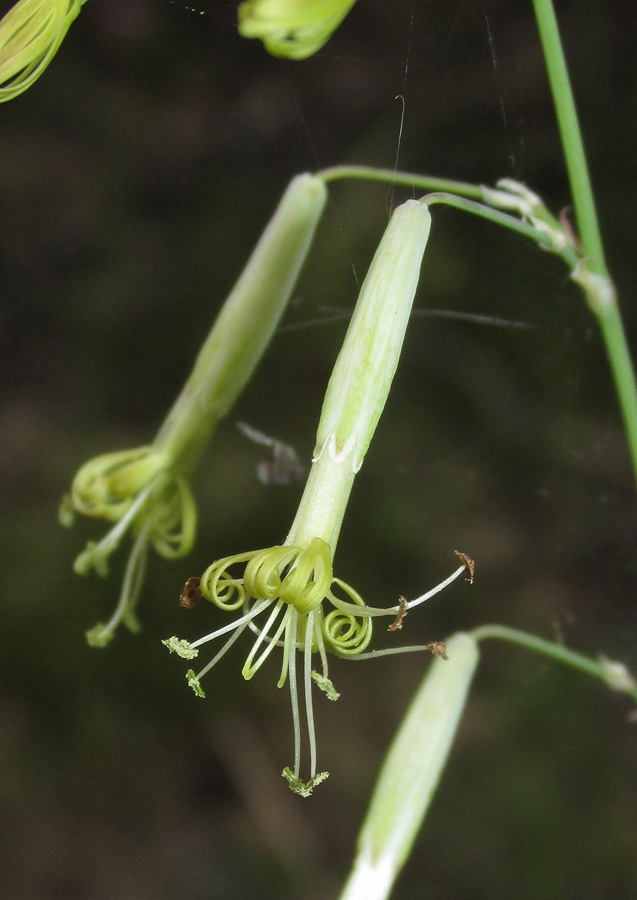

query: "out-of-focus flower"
left=238, top=0, right=358, bottom=60
left=0, top=0, right=85, bottom=101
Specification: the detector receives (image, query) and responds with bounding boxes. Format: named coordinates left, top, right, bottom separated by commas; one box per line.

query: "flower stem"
left=318, top=164, right=486, bottom=200
left=530, top=0, right=605, bottom=275
left=471, top=624, right=637, bottom=702
left=530, top=0, right=637, bottom=486
left=424, top=192, right=578, bottom=267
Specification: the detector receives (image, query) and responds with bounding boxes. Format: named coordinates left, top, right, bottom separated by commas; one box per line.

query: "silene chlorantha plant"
left=164, top=197, right=473, bottom=797
left=238, top=0, right=358, bottom=60
left=60, top=174, right=327, bottom=648
left=0, top=0, right=86, bottom=101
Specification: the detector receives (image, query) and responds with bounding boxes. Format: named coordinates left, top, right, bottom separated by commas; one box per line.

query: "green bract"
left=238, top=0, right=358, bottom=60
left=0, top=0, right=85, bottom=101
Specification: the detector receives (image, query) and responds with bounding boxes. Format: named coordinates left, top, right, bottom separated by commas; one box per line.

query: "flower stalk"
left=62, top=173, right=327, bottom=645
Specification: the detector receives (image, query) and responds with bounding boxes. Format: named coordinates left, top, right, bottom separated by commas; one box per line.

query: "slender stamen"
left=243, top=601, right=291, bottom=678
left=195, top=620, right=251, bottom=680
left=99, top=526, right=149, bottom=634
left=75, top=477, right=158, bottom=573
left=313, top=605, right=330, bottom=678
left=329, top=565, right=466, bottom=618
left=288, top=609, right=301, bottom=777
left=404, top=565, right=466, bottom=611
left=189, top=599, right=271, bottom=649
left=348, top=645, right=439, bottom=661
left=305, top=610, right=317, bottom=779
left=277, top=610, right=293, bottom=688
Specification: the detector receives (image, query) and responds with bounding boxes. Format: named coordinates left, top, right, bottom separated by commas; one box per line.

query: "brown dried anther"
left=426, top=641, right=448, bottom=660
left=454, top=550, right=475, bottom=583
left=179, top=576, right=202, bottom=609
left=388, top=595, right=408, bottom=632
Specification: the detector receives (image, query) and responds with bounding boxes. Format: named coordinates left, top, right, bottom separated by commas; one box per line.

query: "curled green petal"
left=0, top=0, right=85, bottom=102
left=146, top=477, right=197, bottom=560
left=244, top=537, right=333, bottom=614
left=69, top=450, right=195, bottom=584
left=238, top=0, right=357, bottom=60
left=202, top=539, right=334, bottom=616
left=70, top=446, right=167, bottom=522
left=162, top=636, right=199, bottom=660
left=323, top=577, right=373, bottom=656
left=200, top=550, right=255, bottom=611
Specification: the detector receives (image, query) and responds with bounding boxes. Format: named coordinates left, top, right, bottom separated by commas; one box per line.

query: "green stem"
left=319, top=167, right=580, bottom=266
left=574, top=271, right=637, bottom=489
left=424, top=192, right=579, bottom=268
left=471, top=624, right=637, bottom=703
left=530, top=0, right=606, bottom=276
left=322, top=159, right=637, bottom=485
left=600, top=309, right=637, bottom=486
left=531, top=0, right=637, bottom=486
left=318, top=164, right=486, bottom=200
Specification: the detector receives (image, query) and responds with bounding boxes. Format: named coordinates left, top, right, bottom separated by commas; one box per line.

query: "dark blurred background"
left=1, top=0, right=635, bottom=897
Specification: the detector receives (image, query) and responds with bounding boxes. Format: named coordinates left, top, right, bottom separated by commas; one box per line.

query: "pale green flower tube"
left=238, top=0, right=358, bottom=60
left=0, top=0, right=85, bottom=102
left=62, top=173, right=327, bottom=646
left=340, top=633, right=479, bottom=900
left=153, top=173, right=328, bottom=472
left=309, top=199, right=432, bottom=478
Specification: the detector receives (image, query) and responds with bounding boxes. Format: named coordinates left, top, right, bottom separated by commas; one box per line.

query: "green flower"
left=60, top=447, right=196, bottom=647
left=62, top=174, right=327, bottom=646
left=165, top=199, right=472, bottom=793
left=0, top=0, right=85, bottom=102
left=238, top=0, right=358, bottom=60
left=168, top=539, right=467, bottom=795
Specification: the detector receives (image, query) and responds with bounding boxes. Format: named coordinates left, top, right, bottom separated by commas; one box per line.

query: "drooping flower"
left=164, top=198, right=473, bottom=794
left=61, top=174, right=327, bottom=646
left=238, top=0, right=358, bottom=60
left=0, top=0, right=85, bottom=102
